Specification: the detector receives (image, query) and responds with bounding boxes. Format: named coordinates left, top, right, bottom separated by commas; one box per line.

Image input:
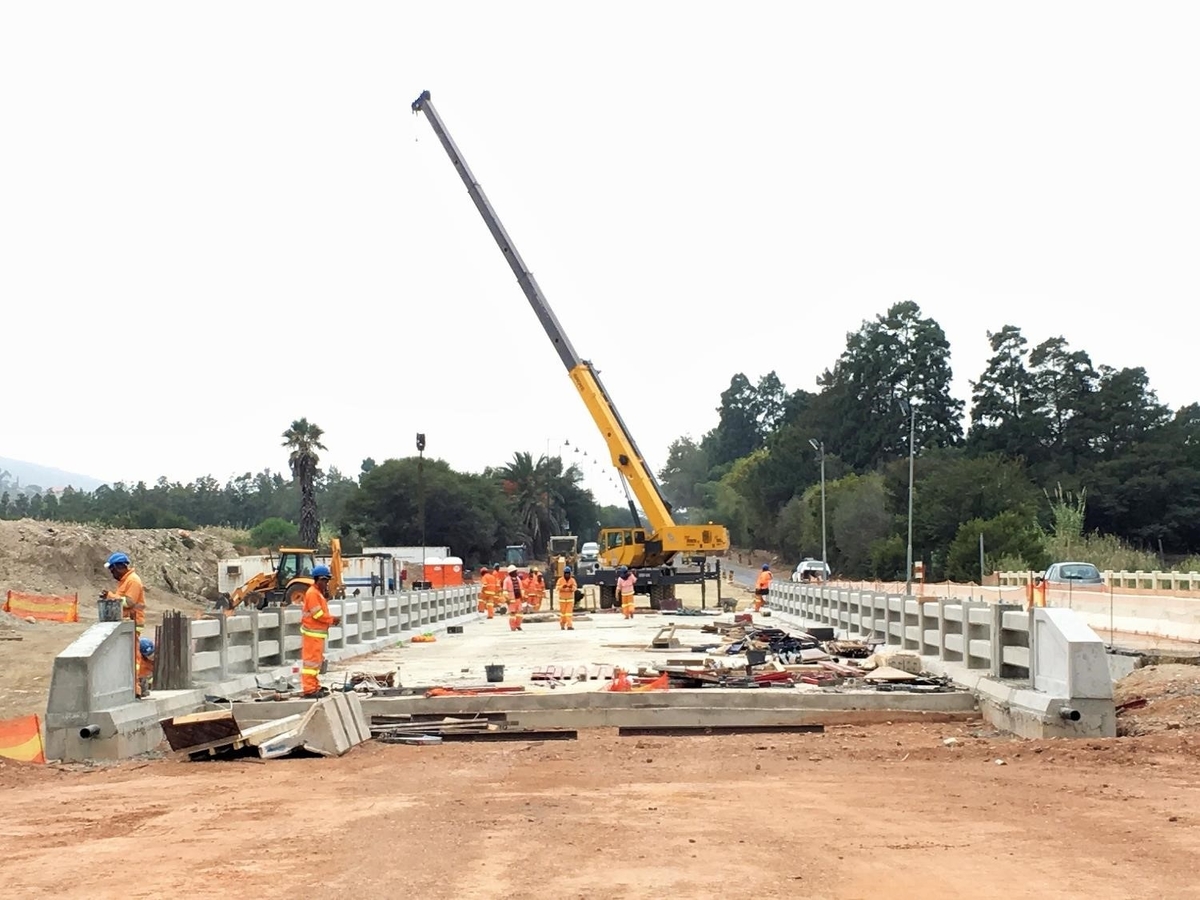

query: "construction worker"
left=477, top=565, right=492, bottom=614
left=102, top=552, right=148, bottom=698
left=504, top=565, right=524, bottom=631
left=531, top=567, right=546, bottom=611
left=299, top=565, right=341, bottom=697
left=556, top=566, right=577, bottom=631
left=616, top=565, right=637, bottom=619
left=754, top=563, right=772, bottom=612
left=137, top=637, right=156, bottom=697
left=480, top=565, right=498, bottom=619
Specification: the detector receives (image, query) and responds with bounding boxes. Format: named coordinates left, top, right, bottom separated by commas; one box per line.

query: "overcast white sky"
left=3, top=2, right=1198, bottom=507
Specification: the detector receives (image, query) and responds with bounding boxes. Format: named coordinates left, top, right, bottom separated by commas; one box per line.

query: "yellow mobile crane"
left=412, top=91, right=729, bottom=609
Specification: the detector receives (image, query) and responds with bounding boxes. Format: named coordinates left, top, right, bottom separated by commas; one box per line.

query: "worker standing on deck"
left=481, top=566, right=499, bottom=619
left=299, top=565, right=341, bottom=697
left=102, top=552, right=149, bottom=698
left=616, top=566, right=637, bottom=620
left=531, top=567, right=546, bottom=611
left=504, top=565, right=523, bottom=631
left=477, top=566, right=493, bottom=615
left=555, top=566, right=577, bottom=631
left=754, top=564, right=772, bottom=612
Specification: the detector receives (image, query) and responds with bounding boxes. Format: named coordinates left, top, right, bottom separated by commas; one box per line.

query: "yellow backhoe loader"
left=217, top=539, right=345, bottom=612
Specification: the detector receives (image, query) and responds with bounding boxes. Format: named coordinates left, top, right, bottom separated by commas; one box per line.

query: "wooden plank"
left=161, top=710, right=241, bottom=752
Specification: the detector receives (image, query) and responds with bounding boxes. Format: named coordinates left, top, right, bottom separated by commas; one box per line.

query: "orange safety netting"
left=0, top=714, right=46, bottom=764
left=3, top=590, right=78, bottom=623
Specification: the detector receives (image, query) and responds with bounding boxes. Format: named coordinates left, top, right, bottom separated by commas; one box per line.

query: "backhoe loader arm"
left=411, top=90, right=677, bottom=533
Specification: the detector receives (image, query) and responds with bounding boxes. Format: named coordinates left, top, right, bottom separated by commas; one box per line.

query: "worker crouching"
left=299, top=565, right=342, bottom=697
left=616, top=565, right=636, bottom=619
left=556, top=566, right=577, bottom=631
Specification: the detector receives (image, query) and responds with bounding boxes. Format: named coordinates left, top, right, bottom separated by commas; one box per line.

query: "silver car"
left=1040, top=562, right=1103, bottom=585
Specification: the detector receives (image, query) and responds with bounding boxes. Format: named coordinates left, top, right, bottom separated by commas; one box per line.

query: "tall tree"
left=969, top=325, right=1035, bottom=457
left=1089, top=366, right=1171, bottom=458
left=658, top=437, right=710, bottom=511
left=813, top=301, right=963, bottom=470
left=282, top=418, right=326, bottom=546
left=702, top=373, right=760, bottom=467
left=1026, top=336, right=1096, bottom=471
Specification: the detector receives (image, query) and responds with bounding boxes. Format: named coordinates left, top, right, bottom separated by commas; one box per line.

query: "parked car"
left=1038, top=562, right=1103, bottom=586
left=579, top=542, right=600, bottom=562
left=791, top=558, right=831, bottom=582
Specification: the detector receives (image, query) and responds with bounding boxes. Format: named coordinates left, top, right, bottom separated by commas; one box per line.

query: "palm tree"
left=499, top=451, right=568, bottom=553
left=282, top=418, right=326, bottom=547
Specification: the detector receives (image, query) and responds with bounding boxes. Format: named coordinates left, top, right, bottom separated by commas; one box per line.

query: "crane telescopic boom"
left=412, top=90, right=728, bottom=566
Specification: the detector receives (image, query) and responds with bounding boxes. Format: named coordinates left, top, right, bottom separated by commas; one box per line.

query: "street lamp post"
left=904, top=403, right=916, bottom=598
left=808, top=439, right=827, bottom=581
left=416, top=432, right=426, bottom=585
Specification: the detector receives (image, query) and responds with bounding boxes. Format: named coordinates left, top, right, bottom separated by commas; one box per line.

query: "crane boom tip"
left=411, top=90, right=431, bottom=112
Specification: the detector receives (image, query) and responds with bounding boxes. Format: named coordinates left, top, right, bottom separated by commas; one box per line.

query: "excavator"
left=217, top=538, right=345, bottom=612
left=412, top=91, right=729, bottom=610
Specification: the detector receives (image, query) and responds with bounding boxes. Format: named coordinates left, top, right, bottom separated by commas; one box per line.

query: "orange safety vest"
left=112, top=569, right=147, bottom=628
left=480, top=572, right=498, bottom=600
left=300, top=584, right=332, bottom=637
left=755, top=571, right=772, bottom=593
left=556, top=576, right=577, bottom=600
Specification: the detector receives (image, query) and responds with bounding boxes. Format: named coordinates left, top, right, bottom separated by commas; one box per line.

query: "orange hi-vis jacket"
left=556, top=576, right=577, bottom=601
left=756, top=570, right=773, bottom=593
left=300, top=584, right=333, bottom=638
left=480, top=571, right=498, bottom=603
left=112, top=569, right=147, bottom=628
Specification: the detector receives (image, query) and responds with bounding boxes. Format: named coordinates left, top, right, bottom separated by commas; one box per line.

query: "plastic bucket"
left=98, top=598, right=123, bottom=622
left=485, top=664, right=504, bottom=683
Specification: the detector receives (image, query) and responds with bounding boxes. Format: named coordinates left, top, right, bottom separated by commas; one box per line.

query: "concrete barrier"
left=189, top=587, right=479, bottom=683
left=769, top=583, right=1115, bottom=738
left=43, top=586, right=481, bottom=761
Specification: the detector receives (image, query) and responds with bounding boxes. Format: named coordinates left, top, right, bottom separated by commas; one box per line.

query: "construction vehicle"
left=546, top=535, right=579, bottom=580
left=504, top=544, right=529, bottom=567
left=412, top=90, right=729, bottom=610
left=217, top=539, right=345, bottom=611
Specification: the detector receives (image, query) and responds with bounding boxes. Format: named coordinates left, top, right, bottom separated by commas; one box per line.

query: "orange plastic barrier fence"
left=0, top=714, right=46, bottom=764
left=3, top=590, right=79, bottom=623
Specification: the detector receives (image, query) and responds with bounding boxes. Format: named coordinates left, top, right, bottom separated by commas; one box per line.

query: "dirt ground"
left=2, top=722, right=1200, bottom=900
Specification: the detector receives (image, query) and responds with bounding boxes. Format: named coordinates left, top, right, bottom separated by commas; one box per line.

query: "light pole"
left=903, top=403, right=916, bottom=598
left=808, top=439, right=827, bottom=581
left=416, top=432, right=426, bottom=585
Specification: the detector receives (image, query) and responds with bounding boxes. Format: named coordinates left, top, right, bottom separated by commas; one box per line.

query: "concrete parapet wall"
left=190, top=586, right=479, bottom=683
left=768, top=583, right=1115, bottom=738
left=45, top=621, right=138, bottom=759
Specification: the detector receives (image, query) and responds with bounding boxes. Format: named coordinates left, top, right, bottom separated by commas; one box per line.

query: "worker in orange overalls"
left=754, top=564, right=772, bottom=612
left=616, top=565, right=637, bottom=619
left=299, top=565, right=341, bottom=697
left=102, top=552, right=149, bottom=698
left=477, top=566, right=492, bottom=614
left=479, top=566, right=498, bottom=619
left=531, top=567, right=546, bottom=611
left=555, top=566, right=578, bottom=631
left=504, top=565, right=523, bottom=631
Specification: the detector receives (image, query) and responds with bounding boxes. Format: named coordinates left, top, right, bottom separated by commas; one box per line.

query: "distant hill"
left=0, top=456, right=105, bottom=493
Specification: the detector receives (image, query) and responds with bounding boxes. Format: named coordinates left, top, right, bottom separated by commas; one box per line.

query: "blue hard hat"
left=105, top=552, right=130, bottom=569
left=563, top=566, right=572, bottom=574
left=618, top=566, right=628, bottom=574
left=139, top=638, right=155, bottom=657
left=762, top=564, right=770, bottom=571
left=312, top=565, right=332, bottom=579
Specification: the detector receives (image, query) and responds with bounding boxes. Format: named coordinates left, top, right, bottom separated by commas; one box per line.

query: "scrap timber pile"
left=641, top=616, right=962, bottom=693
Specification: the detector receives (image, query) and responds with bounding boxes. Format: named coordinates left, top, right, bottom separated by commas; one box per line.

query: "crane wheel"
left=648, top=585, right=664, bottom=611
left=598, top=586, right=616, bottom=610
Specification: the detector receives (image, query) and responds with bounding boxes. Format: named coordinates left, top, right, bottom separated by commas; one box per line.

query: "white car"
left=791, top=558, right=830, bottom=582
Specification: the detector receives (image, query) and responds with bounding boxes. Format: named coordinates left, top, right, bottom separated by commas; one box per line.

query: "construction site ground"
left=3, top=724, right=1200, bottom=899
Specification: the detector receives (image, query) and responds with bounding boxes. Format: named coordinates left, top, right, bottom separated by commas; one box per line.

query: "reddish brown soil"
left=2, top=723, right=1200, bottom=899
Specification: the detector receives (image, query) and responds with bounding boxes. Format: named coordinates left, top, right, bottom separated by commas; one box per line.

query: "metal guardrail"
left=188, top=586, right=480, bottom=683
left=998, top=570, right=1200, bottom=591
left=769, top=582, right=1032, bottom=681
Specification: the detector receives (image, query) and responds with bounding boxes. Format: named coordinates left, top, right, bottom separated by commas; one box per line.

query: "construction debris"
left=161, top=693, right=371, bottom=760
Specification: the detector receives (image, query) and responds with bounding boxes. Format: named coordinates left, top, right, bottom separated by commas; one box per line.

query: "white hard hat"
left=507, top=565, right=517, bottom=573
